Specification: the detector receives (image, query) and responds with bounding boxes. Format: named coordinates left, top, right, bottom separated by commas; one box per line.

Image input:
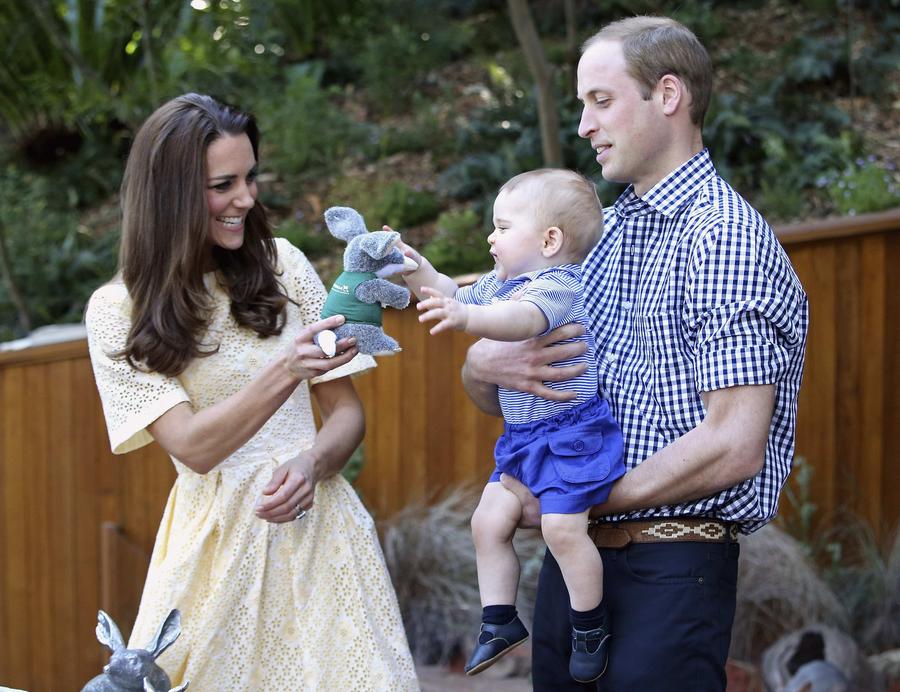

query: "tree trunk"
left=0, top=222, right=32, bottom=334
left=507, top=0, right=563, bottom=168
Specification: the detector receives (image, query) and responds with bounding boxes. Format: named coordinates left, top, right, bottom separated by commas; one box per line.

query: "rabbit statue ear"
left=324, top=206, right=368, bottom=242
left=145, top=608, right=182, bottom=659
left=95, top=610, right=125, bottom=653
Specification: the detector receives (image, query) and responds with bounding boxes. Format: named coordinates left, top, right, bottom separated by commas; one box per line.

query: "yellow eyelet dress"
left=85, top=238, right=419, bottom=691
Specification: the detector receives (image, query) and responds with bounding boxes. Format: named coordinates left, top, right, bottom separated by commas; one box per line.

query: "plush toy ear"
left=357, top=230, right=400, bottom=259
left=324, top=206, right=368, bottom=242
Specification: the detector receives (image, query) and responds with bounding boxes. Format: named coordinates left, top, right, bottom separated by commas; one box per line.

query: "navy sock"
left=482, top=604, right=517, bottom=625
left=570, top=601, right=607, bottom=632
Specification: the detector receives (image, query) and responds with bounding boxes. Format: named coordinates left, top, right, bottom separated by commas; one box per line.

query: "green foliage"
left=820, top=158, right=900, bottom=216
left=326, top=0, right=474, bottom=114
left=437, top=153, right=513, bottom=201
left=0, top=166, right=119, bottom=340
left=371, top=182, right=442, bottom=229
left=421, top=208, right=492, bottom=277
left=274, top=215, right=340, bottom=260
left=255, top=62, right=361, bottom=176
left=341, top=444, right=366, bottom=484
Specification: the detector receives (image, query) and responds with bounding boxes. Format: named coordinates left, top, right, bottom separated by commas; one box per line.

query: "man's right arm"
left=460, top=323, right=590, bottom=415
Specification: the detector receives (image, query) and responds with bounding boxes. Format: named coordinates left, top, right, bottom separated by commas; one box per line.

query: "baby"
left=400, top=168, right=626, bottom=683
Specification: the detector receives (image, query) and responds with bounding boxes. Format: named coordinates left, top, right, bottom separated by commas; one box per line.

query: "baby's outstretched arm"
left=392, top=233, right=459, bottom=299
left=418, top=287, right=548, bottom=340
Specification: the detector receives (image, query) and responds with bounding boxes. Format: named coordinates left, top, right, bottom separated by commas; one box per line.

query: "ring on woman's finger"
left=294, top=505, right=307, bottom=520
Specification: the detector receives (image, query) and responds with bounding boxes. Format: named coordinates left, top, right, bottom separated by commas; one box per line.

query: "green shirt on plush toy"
left=321, top=271, right=383, bottom=326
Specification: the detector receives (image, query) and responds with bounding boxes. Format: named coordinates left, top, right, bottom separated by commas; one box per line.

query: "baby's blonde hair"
left=499, top=168, right=604, bottom=263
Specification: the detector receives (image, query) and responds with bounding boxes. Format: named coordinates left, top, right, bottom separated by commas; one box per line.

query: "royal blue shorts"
left=490, top=395, right=626, bottom=515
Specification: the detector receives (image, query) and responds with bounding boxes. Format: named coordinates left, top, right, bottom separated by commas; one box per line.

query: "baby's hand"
left=417, top=286, right=469, bottom=335
left=386, top=228, right=424, bottom=276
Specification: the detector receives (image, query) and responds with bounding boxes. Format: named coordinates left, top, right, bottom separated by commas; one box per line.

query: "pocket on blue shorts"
left=547, top=424, right=611, bottom=483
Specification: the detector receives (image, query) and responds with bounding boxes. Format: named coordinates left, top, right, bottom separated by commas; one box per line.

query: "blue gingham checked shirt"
left=581, top=149, right=808, bottom=533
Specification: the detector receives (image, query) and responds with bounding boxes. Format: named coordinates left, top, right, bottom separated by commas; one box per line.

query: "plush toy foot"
left=315, top=330, right=337, bottom=357
left=569, top=623, right=610, bottom=683
left=371, top=347, right=402, bottom=356
left=464, top=617, right=529, bottom=676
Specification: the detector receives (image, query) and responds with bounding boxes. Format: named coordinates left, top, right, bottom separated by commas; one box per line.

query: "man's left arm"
left=595, top=383, right=775, bottom=516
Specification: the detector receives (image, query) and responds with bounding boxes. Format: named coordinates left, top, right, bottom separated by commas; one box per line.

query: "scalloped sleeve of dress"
left=84, top=282, right=191, bottom=455
left=274, top=237, right=377, bottom=385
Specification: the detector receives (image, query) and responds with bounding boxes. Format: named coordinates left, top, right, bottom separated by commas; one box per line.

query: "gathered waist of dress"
left=170, top=444, right=307, bottom=475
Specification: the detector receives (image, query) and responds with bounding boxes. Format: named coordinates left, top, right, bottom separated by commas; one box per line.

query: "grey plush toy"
left=316, top=206, right=417, bottom=356
left=82, top=609, right=184, bottom=692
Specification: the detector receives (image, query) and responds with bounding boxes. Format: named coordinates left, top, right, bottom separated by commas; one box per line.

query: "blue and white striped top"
left=456, top=265, right=599, bottom=425
left=582, top=149, right=809, bottom=533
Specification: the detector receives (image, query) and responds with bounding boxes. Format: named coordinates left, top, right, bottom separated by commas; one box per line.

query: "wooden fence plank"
left=1, top=366, right=30, bottom=686
left=856, top=235, right=887, bottom=530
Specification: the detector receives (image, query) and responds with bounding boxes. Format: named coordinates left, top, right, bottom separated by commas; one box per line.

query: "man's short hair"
left=500, top=169, right=604, bottom=263
left=583, top=16, right=712, bottom=127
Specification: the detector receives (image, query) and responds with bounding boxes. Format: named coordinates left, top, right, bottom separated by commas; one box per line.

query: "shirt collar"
left=613, top=148, right=716, bottom=220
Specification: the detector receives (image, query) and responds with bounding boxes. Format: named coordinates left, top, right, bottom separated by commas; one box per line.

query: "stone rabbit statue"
left=316, top=206, right=418, bottom=356
left=82, top=609, right=184, bottom=692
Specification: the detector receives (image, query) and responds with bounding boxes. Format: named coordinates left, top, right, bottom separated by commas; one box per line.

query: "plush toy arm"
left=356, top=279, right=410, bottom=309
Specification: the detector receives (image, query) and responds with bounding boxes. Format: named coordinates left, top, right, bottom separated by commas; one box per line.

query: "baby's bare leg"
left=471, top=481, right=523, bottom=606
left=541, top=509, right=602, bottom=611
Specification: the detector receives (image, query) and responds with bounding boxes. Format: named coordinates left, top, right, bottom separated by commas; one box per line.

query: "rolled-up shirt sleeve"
left=686, top=220, right=807, bottom=392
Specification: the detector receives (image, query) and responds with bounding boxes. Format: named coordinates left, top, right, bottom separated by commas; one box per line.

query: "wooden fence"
left=1, top=208, right=898, bottom=690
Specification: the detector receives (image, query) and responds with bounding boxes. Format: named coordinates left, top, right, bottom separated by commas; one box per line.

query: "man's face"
left=577, top=40, right=668, bottom=196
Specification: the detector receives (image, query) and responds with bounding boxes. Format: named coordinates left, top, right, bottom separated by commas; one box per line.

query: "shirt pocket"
left=547, top=422, right=611, bottom=484
left=641, top=310, right=694, bottom=385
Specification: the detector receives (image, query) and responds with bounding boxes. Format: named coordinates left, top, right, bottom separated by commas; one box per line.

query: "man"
left=462, top=16, right=808, bottom=691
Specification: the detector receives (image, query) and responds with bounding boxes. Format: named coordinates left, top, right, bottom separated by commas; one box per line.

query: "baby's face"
left=488, top=188, right=547, bottom=281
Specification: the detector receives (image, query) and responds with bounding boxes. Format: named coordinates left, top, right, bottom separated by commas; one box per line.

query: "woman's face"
left=205, top=133, right=258, bottom=253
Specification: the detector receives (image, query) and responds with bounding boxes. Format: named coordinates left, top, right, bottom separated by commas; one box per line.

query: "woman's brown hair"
left=117, top=93, right=288, bottom=376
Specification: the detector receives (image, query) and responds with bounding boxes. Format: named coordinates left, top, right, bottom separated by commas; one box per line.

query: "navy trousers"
left=531, top=540, right=739, bottom=691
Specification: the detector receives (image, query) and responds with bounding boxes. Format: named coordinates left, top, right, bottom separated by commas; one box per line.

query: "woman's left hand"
left=255, top=452, right=318, bottom=523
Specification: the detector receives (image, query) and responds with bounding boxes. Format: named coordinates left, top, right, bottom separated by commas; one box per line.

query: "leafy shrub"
left=255, top=62, right=361, bottom=176
left=329, top=0, right=474, bottom=114
left=0, top=166, right=119, bottom=340
left=274, top=215, right=339, bottom=260
left=422, top=208, right=493, bottom=277
left=820, top=158, right=900, bottom=216
left=437, top=152, right=513, bottom=201
left=371, top=182, right=442, bottom=229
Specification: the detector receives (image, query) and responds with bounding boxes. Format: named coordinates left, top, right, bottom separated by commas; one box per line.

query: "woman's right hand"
left=284, top=314, right=358, bottom=381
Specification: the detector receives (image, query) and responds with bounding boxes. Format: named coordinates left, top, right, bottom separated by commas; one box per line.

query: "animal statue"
left=81, top=609, right=184, bottom=692
left=315, top=206, right=417, bottom=356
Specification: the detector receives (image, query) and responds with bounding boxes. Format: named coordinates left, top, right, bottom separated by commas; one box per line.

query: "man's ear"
left=542, top=226, right=564, bottom=258
left=658, top=73, right=687, bottom=116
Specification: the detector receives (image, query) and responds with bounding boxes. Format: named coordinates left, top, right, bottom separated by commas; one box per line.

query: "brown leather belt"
left=588, top=518, right=739, bottom=549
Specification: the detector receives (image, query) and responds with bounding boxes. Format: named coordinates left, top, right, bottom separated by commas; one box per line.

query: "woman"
left=85, top=93, right=419, bottom=690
